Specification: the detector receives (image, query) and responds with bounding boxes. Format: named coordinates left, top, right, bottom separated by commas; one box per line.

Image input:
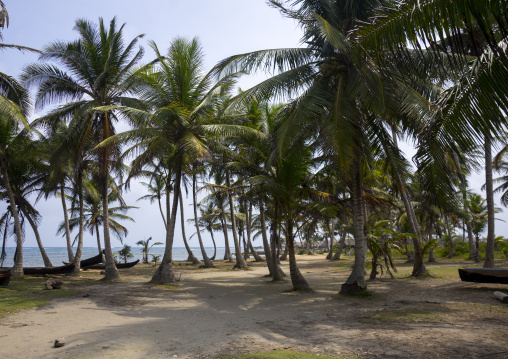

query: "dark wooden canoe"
left=62, top=253, right=103, bottom=267
left=458, top=268, right=508, bottom=284
left=84, top=259, right=140, bottom=270
left=0, top=270, right=11, bottom=287
left=0, top=264, right=75, bottom=275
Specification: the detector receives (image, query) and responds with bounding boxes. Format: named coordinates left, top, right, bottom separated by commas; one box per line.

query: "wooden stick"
left=494, top=291, right=508, bottom=304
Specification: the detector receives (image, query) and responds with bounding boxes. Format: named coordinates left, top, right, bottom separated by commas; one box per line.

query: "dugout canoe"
left=0, top=263, right=76, bottom=275
left=0, top=270, right=11, bottom=287
left=84, top=259, right=140, bottom=270
left=458, top=268, right=508, bottom=284
left=62, top=253, right=103, bottom=267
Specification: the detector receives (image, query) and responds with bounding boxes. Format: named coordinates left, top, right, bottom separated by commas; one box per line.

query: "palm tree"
left=136, top=237, right=163, bottom=264
left=214, top=0, right=432, bottom=292
left=22, top=17, right=145, bottom=280
left=104, top=38, right=258, bottom=283
left=0, top=73, right=30, bottom=276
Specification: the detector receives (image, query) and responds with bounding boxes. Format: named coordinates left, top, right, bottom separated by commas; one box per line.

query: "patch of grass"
left=366, top=307, right=449, bottom=322
left=219, top=350, right=357, bottom=359
left=0, top=276, right=77, bottom=320
left=152, top=283, right=179, bottom=291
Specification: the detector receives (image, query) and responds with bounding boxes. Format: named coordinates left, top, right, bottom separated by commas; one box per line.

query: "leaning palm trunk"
left=484, top=136, right=496, bottom=268
left=193, top=175, right=213, bottom=267
left=95, top=222, right=105, bottom=263
left=286, top=215, right=310, bottom=291
left=270, top=201, right=285, bottom=280
left=1, top=162, right=23, bottom=276
left=341, top=158, right=367, bottom=294
left=247, top=202, right=263, bottom=262
left=20, top=205, right=52, bottom=267
left=152, top=158, right=182, bottom=284
left=445, top=215, right=454, bottom=259
left=226, top=172, right=247, bottom=268
left=332, top=228, right=346, bottom=260
left=179, top=191, right=202, bottom=265
left=73, top=170, right=85, bottom=274
left=60, top=183, right=74, bottom=262
left=457, top=171, right=476, bottom=259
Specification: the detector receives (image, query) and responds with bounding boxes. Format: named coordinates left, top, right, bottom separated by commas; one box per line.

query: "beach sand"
left=1, top=256, right=507, bottom=358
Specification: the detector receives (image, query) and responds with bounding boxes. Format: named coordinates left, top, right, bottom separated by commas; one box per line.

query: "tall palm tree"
left=104, top=38, right=258, bottom=283
left=214, top=0, right=431, bottom=292
left=22, top=17, right=145, bottom=280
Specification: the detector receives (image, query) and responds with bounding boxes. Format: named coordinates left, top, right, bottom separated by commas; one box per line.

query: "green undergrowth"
left=151, top=283, right=179, bottom=290
left=220, top=350, right=357, bottom=359
left=0, top=276, right=77, bottom=320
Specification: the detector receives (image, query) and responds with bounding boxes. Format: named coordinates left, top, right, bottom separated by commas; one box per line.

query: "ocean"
left=1, top=246, right=232, bottom=267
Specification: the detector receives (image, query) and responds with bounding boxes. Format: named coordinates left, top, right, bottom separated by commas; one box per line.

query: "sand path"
left=1, top=256, right=508, bottom=358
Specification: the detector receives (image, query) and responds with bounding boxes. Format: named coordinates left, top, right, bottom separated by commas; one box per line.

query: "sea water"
left=1, top=247, right=232, bottom=267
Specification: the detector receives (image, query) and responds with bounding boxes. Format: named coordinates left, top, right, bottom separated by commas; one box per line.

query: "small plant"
left=151, top=254, right=161, bottom=266
left=118, top=245, right=133, bottom=263
left=137, top=237, right=163, bottom=264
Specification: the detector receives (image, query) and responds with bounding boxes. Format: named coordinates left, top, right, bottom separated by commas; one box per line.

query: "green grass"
left=220, top=350, right=357, bottom=359
left=0, top=276, right=77, bottom=320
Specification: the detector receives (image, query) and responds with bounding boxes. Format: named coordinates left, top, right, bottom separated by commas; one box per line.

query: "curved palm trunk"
left=20, top=205, right=52, bottom=267
left=326, top=218, right=334, bottom=259
left=286, top=213, right=310, bottom=291
left=226, top=172, right=247, bottom=268
left=445, top=215, right=454, bottom=258
left=457, top=172, right=476, bottom=259
left=247, top=202, right=263, bottom=262
left=280, top=240, right=288, bottom=260
left=179, top=191, right=202, bottom=265
left=210, top=231, right=217, bottom=260
left=341, top=157, right=367, bottom=294
left=193, top=174, right=213, bottom=267
left=158, top=194, right=167, bottom=229
left=1, top=162, right=23, bottom=276
left=60, top=183, right=74, bottom=262
left=73, top=170, right=85, bottom=274
left=152, top=160, right=182, bottom=284
left=484, top=136, right=496, bottom=268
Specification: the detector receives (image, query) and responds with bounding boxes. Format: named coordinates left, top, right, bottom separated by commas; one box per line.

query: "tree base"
left=340, top=282, right=366, bottom=295
left=151, top=263, right=176, bottom=284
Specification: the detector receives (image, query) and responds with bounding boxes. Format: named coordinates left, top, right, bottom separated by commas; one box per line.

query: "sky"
left=0, top=1, right=505, bottom=251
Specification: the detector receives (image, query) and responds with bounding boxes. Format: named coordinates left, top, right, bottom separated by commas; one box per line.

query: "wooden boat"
left=0, top=270, right=11, bottom=287
left=458, top=268, right=508, bottom=284
left=62, top=253, right=103, bottom=267
left=0, top=263, right=76, bottom=275
left=84, top=259, right=140, bottom=270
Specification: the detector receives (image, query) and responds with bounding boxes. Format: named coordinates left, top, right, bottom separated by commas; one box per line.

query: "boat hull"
left=84, top=259, right=140, bottom=270
left=0, top=270, right=11, bottom=287
left=458, top=268, right=508, bottom=284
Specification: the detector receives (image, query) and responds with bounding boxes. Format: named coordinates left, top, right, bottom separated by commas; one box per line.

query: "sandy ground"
left=1, top=256, right=508, bottom=359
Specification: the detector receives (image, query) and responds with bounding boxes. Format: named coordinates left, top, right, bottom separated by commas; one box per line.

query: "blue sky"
left=0, top=1, right=504, bottom=251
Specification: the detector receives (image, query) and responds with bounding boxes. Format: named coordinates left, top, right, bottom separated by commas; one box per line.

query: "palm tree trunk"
left=247, top=202, right=263, bottom=262
left=179, top=191, right=202, bottom=265
left=445, top=215, right=454, bottom=258
left=210, top=231, right=217, bottom=260
left=1, top=161, right=23, bottom=276
left=333, top=227, right=346, bottom=260
left=270, top=201, right=285, bottom=280
left=286, top=213, right=310, bottom=291
left=326, top=218, right=334, bottom=259
left=219, top=207, right=233, bottom=262
left=158, top=194, right=167, bottom=229
left=484, top=136, right=496, bottom=268
left=226, top=172, right=247, bottom=268
left=101, top=116, right=119, bottom=281
left=95, top=222, right=105, bottom=263
left=457, top=172, right=476, bottom=260
left=193, top=174, right=213, bottom=267
left=259, top=198, right=274, bottom=274
left=20, top=205, right=52, bottom=267
left=73, top=170, right=85, bottom=274
left=60, top=183, right=74, bottom=262
left=341, top=157, right=367, bottom=294
left=152, top=159, right=181, bottom=284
